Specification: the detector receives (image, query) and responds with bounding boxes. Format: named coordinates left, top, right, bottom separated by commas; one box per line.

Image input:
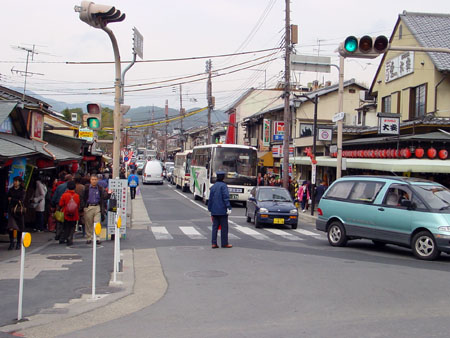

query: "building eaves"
left=0, top=85, right=52, bottom=111
left=224, top=88, right=255, bottom=114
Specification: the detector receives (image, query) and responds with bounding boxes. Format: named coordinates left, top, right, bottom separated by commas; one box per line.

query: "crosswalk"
left=148, top=224, right=324, bottom=242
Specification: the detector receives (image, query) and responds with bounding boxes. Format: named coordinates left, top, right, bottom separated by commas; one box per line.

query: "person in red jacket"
left=59, top=181, right=80, bottom=246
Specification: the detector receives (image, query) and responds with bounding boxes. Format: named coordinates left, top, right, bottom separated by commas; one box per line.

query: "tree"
left=61, top=108, right=83, bottom=123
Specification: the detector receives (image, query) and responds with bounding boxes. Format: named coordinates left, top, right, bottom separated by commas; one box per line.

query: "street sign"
left=330, top=145, right=337, bottom=153
left=78, top=127, right=94, bottom=142
left=107, top=179, right=128, bottom=237
left=133, top=27, right=144, bottom=59
left=332, top=112, right=345, bottom=122
left=377, top=113, right=400, bottom=135
left=318, top=128, right=333, bottom=141
left=311, top=163, right=317, bottom=185
left=124, top=156, right=129, bottom=162
left=291, top=54, right=331, bottom=73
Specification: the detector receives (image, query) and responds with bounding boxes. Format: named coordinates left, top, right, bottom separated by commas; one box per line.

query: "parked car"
left=142, top=160, right=163, bottom=185
left=167, top=167, right=174, bottom=184
left=316, top=175, right=450, bottom=260
left=136, top=160, right=146, bottom=175
left=246, top=186, right=298, bottom=229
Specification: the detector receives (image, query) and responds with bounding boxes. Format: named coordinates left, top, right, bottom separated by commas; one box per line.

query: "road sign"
left=318, top=128, right=333, bottom=141
left=133, top=27, right=144, bottom=59
left=107, top=179, right=128, bottom=237
left=124, top=157, right=129, bottom=162
left=78, top=127, right=94, bottom=142
left=291, top=54, right=331, bottom=73
left=332, top=112, right=345, bottom=122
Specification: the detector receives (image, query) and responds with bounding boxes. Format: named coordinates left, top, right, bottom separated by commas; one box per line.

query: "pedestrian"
left=128, top=170, right=139, bottom=199
left=74, top=174, right=86, bottom=237
left=31, top=176, right=47, bottom=232
left=51, top=174, right=73, bottom=241
left=315, top=179, right=328, bottom=204
left=119, top=167, right=126, bottom=179
left=59, top=181, right=80, bottom=246
left=97, top=174, right=107, bottom=189
left=207, top=170, right=232, bottom=249
left=83, top=174, right=106, bottom=245
left=297, top=181, right=310, bottom=213
left=7, top=176, right=26, bottom=250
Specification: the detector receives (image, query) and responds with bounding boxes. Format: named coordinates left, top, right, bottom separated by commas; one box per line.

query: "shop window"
left=382, top=95, right=391, bottom=113
left=409, top=84, right=427, bottom=119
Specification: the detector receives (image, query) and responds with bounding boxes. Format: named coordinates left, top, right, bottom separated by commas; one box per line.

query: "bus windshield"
left=212, top=148, right=257, bottom=185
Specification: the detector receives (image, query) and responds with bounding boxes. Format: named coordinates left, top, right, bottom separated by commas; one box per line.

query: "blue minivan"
left=316, top=176, right=450, bottom=260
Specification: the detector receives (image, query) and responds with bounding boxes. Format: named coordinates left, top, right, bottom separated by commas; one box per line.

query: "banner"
left=8, top=158, right=27, bottom=189
left=263, top=119, right=270, bottom=146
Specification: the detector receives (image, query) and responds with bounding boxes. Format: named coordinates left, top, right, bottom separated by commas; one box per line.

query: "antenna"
left=11, top=44, right=45, bottom=102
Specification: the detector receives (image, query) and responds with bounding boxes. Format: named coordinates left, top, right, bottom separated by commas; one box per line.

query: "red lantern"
left=36, top=159, right=55, bottom=169
left=71, top=162, right=79, bottom=173
left=438, top=149, right=448, bottom=160
left=427, top=147, right=437, bottom=159
left=370, top=150, right=375, bottom=158
left=415, top=147, right=424, bottom=158
left=352, top=150, right=357, bottom=158
left=403, top=148, right=412, bottom=159
left=381, top=149, right=386, bottom=158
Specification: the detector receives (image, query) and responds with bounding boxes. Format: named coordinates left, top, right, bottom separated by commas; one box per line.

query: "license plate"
left=230, top=194, right=238, bottom=200
left=274, top=218, right=284, bottom=224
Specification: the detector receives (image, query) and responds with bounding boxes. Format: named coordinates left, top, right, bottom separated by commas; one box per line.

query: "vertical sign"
left=31, top=112, right=43, bottom=140
left=8, top=158, right=27, bottom=188
left=107, top=179, right=128, bottom=237
left=263, top=119, right=270, bottom=146
left=273, top=121, right=285, bottom=141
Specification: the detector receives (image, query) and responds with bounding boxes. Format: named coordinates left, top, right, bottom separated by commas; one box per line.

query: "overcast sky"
left=1, top=0, right=449, bottom=117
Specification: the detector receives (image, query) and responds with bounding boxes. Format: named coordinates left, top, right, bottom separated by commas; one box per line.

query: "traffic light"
left=86, top=103, right=102, bottom=130
left=338, top=35, right=389, bottom=58
left=75, top=1, right=125, bottom=29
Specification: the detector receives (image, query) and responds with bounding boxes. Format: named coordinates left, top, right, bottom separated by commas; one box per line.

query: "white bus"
left=190, top=144, right=258, bottom=204
left=173, top=150, right=192, bottom=192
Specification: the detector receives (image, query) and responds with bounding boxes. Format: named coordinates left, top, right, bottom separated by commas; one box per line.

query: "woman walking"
left=7, top=176, right=26, bottom=250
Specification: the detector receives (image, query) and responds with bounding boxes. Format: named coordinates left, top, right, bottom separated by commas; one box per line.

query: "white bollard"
left=91, top=228, right=97, bottom=299
left=17, top=232, right=31, bottom=321
left=113, top=214, right=118, bottom=283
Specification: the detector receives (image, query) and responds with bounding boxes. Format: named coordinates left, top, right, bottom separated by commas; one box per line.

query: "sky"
left=1, top=0, right=449, bottom=118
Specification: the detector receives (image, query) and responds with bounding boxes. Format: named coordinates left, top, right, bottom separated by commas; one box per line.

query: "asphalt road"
left=64, top=180, right=450, bottom=338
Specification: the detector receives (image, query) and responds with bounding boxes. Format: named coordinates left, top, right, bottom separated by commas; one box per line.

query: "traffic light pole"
left=102, top=26, right=122, bottom=179
left=336, top=56, right=344, bottom=179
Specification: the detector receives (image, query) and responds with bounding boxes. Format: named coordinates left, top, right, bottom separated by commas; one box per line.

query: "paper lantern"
left=427, top=147, right=437, bottom=159
left=438, top=149, right=448, bottom=160
left=403, top=148, right=412, bottom=159
left=415, top=147, right=424, bottom=158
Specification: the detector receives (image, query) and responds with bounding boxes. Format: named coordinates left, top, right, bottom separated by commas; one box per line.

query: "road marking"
left=180, top=226, right=206, bottom=239
left=293, top=229, right=321, bottom=237
left=173, top=189, right=209, bottom=212
left=151, top=226, right=173, bottom=240
left=207, top=226, right=240, bottom=240
left=230, top=222, right=270, bottom=240
left=264, top=228, right=303, bottom=241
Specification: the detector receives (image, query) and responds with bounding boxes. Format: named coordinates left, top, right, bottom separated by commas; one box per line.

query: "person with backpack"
left=59, top=181, right=80, bottom=246
left=127, top=170, right=139, bottom=199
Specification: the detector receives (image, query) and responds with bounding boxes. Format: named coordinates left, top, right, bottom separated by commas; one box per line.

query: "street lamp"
left=74, top=1, right=125, bottom=179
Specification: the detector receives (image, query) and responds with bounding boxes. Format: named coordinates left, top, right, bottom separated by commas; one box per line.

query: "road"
left=61, top=181, right=450, bottom=337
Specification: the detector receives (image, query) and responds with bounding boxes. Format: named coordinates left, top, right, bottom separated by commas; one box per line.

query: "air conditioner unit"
left=359, top=90, right=375, bottom=102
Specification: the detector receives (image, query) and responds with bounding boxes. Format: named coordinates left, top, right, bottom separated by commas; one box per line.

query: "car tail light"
left=161, top=173, right=163, bottom=177
left=143, top=173, right=146, bottom=177
left=317, top=208, right=323, bottom=216
left=185, top=173, right=190, bottom=177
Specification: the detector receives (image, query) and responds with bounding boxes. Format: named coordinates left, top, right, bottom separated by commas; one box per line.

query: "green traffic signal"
left=344, top=36, right=358, bottom=53
left=87, top=117, right=100, bottom=129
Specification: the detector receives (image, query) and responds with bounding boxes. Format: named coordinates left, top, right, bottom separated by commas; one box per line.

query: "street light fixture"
left=74, top=1, right=125, bottom=179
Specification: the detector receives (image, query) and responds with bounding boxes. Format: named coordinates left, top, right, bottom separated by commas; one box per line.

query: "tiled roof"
left=401, top=11, right=450, bottom=71
left=0, top=101, right=17, bottom=125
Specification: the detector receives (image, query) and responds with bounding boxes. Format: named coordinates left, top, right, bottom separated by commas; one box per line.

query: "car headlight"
left=438, top=226, right=450, bottom=232
left=290, top=209, right=298, bottom=214
left=259, top=208, right=269, bottom=213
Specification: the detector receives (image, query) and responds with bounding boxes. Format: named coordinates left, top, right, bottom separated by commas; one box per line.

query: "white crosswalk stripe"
left=180, top=226, right=206, bottom=239
left=151, top=226, right=173, bottom=240
left=232, top=225, right=271, bottom=240
left=207, top=226, right=240, bottom=240
left=293, top=229, right=321, bottom=237
left=264, top=228, right=303, bottom=241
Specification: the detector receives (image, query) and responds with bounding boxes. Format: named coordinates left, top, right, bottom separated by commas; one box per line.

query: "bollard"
left=91, top=222, right=101, bottom=300
left=17, top=232, right=31, bottom=321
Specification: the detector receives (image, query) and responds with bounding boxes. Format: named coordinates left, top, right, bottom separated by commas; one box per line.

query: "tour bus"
left=173, top=150, right=192, bottom=192
left=190, top=144, right=258, bottom=204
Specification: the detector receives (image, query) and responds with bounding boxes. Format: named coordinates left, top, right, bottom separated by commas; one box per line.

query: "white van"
left=142, top=160, right=164, bottom=185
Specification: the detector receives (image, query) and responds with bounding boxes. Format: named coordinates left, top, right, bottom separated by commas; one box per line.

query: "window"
left=383, top=184, right=413, bottom=207
left=409, top=84, right=427, bottom=119
left=382, top=96, right=391, bottom=113
left=325, top=181, right=354, bottom=199
left=348, top=181, right=384, bottom=203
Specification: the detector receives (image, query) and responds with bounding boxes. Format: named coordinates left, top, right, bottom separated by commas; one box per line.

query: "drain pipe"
left=34, top=138, right=56, bottom=160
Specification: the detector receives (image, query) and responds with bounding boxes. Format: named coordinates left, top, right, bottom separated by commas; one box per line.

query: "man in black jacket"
left=83, top=175, right=106, bottom=244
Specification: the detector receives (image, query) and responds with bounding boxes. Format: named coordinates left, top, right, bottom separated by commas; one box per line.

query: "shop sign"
left=273, top=121, right=284, bottom=141
left=263, top=119, right=271, bottom=146
left=31, top=112, right=43, bottom=140
left=378, top=113, right=400, bottom=135
left=0, top=116, right=13, bottom=134
left=8, top=158, right=27, bottom=189
left=385, top=51, right=414, bottom=83
left=107, top=179, right=128, bottom=237
left=272, top=145, right=294, bottom=158
left=79, top=127, right=94, bottom=141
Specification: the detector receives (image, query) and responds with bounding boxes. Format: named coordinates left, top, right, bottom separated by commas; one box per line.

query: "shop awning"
left=0, top=137, right=39, bottom=159
left=258, top=151, right=274, bottom=167
left=290, top=156, right=450, bottom=173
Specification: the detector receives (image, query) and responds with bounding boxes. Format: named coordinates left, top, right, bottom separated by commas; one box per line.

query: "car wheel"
left=254, top=213, right=262, bottom=228
left=327, top=221, right=347, bottom=247
left=202, top=185, right=208, bottom=205
left=291, top=223, right=297, bottom=230
left=193, top=187, right=201, bottom=200
left=372, top=240, right=386, bottom=248
left=412, top=231, right=440, bottom=260
left=182, top=185, right=187, bottom=192
left=246, top=209, right=251, bottom=223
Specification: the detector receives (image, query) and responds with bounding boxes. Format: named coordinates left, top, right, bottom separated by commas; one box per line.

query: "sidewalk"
left=0, top=193, right=167, bottom=338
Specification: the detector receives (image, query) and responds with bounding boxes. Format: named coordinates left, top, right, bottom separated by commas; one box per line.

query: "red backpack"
left=65, top=195, right=78, bottom=218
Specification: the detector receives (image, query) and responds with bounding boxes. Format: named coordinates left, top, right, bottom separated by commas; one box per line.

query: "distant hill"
left=12, top=87, right=227, bottom=130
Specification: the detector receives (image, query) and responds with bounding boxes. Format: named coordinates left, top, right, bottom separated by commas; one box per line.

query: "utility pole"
left=206, top=59, right=212, bottom=144
left=179, top=84, right=184, bottom=151
left=165, top=100, right=168, bottom=161
left=336, top=56, right=344, bottom=179
left=282, top=0, right=291, bottom=189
